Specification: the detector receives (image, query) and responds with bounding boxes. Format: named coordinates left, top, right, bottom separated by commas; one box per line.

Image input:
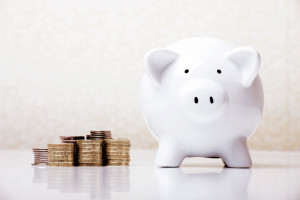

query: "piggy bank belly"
left=141, top=75, right=263, bottom=167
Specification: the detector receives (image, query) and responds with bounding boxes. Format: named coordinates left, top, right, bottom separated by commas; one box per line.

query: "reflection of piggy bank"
left=155, top=168, right=251, bottom=200
left=140, top=37, right=264, bottom=168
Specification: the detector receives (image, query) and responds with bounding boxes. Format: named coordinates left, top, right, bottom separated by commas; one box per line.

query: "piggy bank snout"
left=180, top=79, right=228, bottom=122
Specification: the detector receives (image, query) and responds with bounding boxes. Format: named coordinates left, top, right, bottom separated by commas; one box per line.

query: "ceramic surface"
left=141, top=38, right=264, bottom=167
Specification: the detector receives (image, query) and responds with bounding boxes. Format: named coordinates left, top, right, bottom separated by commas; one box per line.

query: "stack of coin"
left=48, top=144, right=74, bottom=167
left=32, top=148, right=48, bottom=166
left=104, top=139, right=130, bottom=166
left=86, top=130, right=112, bottom=140
left=60, top=136, right=84, bottom=166
left=77, top=140, right=103, bottom=166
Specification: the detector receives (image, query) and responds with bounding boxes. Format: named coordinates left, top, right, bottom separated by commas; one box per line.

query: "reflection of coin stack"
left=77, top=140, right=103, bottom=166
left=76, top=167, right=108, bottom=199
left=103, top=167, right=130, bottom=192
left=48, top=144, right=74, bottom=167
left=86, top=130, right=112, bottom=140
left=60, top=136, right=84, bottom=166
left=32, top=148, right=48, bottom=166
left=47, top=167, right=76, bottom=192
left=104, top=139, right=131, bottom=166
left=32, top=166, right=48, bottom=183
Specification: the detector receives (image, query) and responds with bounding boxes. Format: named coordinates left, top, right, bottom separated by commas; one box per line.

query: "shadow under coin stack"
left=86, top=130, right=112, bottom=140
left=104, top=139, right=131, bottom=166
left=32, top=148, right=48, bottom=166
left=77, top=140, right=103, bottom=166
left=48, top=144, right=75, bottom=167
left=60, top=136, right=84, bottom=166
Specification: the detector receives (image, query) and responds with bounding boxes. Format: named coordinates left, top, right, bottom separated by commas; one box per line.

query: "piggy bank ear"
left=144, top=48, right=179, bottom=86
left=225, top=47, right=261, bottom=88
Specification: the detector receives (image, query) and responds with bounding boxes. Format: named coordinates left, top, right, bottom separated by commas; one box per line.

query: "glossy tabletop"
left=0, top=150, right=300, bottom=200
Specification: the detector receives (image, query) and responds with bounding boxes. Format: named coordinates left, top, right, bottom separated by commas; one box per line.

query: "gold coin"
left=106, top=159, right=130, bottom=163
left=78, top=151, right=101, bottom=154
left=48, top=156, right=74, bottom=159
left=77, top=146, right=102, bottom=149
left=106, top=163, right=130, bottom=166
left=105, top=151, right=130, bottom=154
left=78, top=156, right=102, bottom=159
left=104, top=139, right=130, bottom=143
left=48, top=155, right=74, bottom=159
left=78, top=153, right=102, bottom=156
left=78, top=156, right=101, bottom=159
left=105, top=144, right=131, bottom=148
left=106, top=160, right=130, bottom=163
left=78, top=150, right=102, bottom=153
left=48, top=151, right=74, bottom=156
left=78, top=157, right=102, bottom=160
left=77, top=147, right=103, bottom=150
left=106, top=151, right=130, bottom=155
left=77, top=145, right=102, bottom=148
left=77, top=144, right=103, bottom=148
left=76, top=140, right=103, bottom=144
left=48, top=144, right=74, bottom=148
left=78, top=152, right=102, bottom=155
left=49, top=162, right=74, bottom=167
left=78, top=159, right=102, bottom=163
left=79, top=163, right=103, bottom=166
left=48, top=159, right=74, bottom=162
left=105, top=151, right=129, bottom=155
left=78, top=161, right=103, bottom=164
left=48, top=148, right=74, bottom=152
left=78, top=158, right=102, bottom=161
left=78, top=154, right=102, bottom=158
left=106, top=155, right=130, bottom=159
left=106, top=147, right=130, bottom=151
left=78, top=149, right=102, bottom=151
left=106, top=163, right=129, bottom=166
left=48, top=151, right=74, bottom=154
left=107, top=158, right=130, bottom=162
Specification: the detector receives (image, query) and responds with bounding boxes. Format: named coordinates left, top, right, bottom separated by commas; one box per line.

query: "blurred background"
left=0, top=0, right=299, bottom=151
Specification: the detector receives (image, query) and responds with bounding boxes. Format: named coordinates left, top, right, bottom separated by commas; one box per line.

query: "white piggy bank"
left=140, top=37, right=264, bottom=168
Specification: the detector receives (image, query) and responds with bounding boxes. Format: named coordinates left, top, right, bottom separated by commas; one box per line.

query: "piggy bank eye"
left=184, top=69, right=189, bottom=73
left=217, top=69, right=222, bottom=74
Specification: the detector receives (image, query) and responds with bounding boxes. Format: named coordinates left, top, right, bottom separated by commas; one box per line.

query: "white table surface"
left=0, top=150, right=300, bottom=200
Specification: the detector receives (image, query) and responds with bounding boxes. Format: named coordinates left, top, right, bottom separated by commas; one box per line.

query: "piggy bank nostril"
left=210, top=96, right=214, bottom=104
left=194, top=97, right=198, bottom=104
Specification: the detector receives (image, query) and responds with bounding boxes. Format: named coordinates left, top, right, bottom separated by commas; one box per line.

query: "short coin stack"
left=104, top=139, right=131, bottom=166
left=86, top=130, right=112, bottom=140
left=32, top=148, right=48, bottom=166
left=60, top=136, right=84, bottom=166
left=77, top=140, right=103, bottom=166
left=48, top=144, right=75, bottom=167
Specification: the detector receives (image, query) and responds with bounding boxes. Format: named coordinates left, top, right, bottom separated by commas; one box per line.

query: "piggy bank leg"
left=221, top=137, right=252, bottom=168
left=155, top=139, right=185, bottom=168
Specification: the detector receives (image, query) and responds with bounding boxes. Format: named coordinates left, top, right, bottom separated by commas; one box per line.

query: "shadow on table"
left=32, top=166, right=130, bottom=199
left=154, top=167, right=252, bottom=200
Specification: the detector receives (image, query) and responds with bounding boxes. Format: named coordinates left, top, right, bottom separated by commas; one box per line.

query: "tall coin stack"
left=60, top=136, right=84, bottom=166
left=77, top=140, right=103, bottom=166
left=86, top=130, right=112, bottom=140
left=48, top=144, right=75, bottom=167
left=104, top=139, right=131, bottom=166
left=32, top=148, right=48, bottom=166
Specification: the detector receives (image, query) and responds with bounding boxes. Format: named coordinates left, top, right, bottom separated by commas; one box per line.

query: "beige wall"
left=0, top=0, right=299, bottom=150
